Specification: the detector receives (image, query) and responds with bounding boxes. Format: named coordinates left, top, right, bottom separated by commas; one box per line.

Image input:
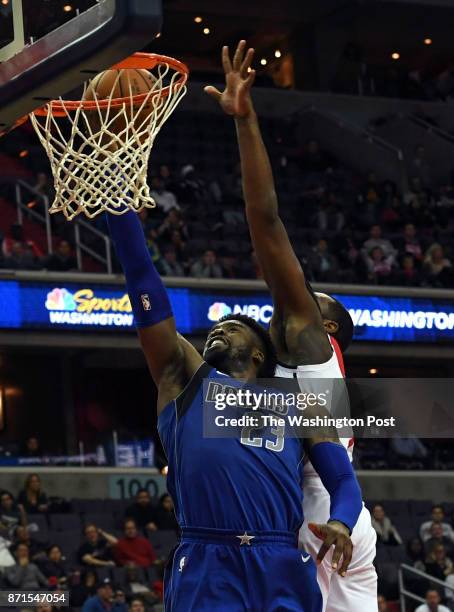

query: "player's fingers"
left=308, top=523, right=326, bottom=540
left=242, top=69, right=256, bottom=92
left=233, top=40, right=247, bottom=71
left=331, top=539, right=344, bottom=570
left=316, top=541, right=332, bottom=564
left=222, top=46, right=233, bottom=74
left=339, top=541, right=353, bottom=576
left=240, top=48, right=255, bottom=78
left=204, top=86, right=222, bottom=101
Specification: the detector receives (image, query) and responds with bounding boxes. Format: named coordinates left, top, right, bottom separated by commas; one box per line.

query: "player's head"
left=203, top=314, right=277, bottom=378
left=314, top=292, right=354, bottom=352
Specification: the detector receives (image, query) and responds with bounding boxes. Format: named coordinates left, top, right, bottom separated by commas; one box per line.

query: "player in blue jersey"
left=205, top=40, right=377, bottom=612
left=106, top=76, right=363, bottom=612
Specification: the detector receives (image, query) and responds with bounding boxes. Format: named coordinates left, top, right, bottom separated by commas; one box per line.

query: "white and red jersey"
left=275, top=335, right=377, bottom=612
left=275, top=335, right=354, bottom=479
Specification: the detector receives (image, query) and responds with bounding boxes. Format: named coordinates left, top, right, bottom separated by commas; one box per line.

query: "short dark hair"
left=217, top=313, right=277, bottom=377
left=432, top=504, right=444, bottom=512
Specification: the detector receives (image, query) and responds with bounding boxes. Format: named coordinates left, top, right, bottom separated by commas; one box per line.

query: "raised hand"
left=308, top=521, right=354, bottom=577
left=204, top=40, right=256, bottom=118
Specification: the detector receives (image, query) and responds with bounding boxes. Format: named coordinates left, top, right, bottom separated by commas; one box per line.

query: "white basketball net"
left=30, top=64, right=187, bottom=220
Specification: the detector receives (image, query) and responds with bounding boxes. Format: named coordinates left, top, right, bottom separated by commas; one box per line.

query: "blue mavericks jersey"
left=158, top=362, right=305, bottom=533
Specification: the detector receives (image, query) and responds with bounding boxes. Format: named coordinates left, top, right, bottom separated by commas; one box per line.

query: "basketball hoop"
left=29, top=53, right=189, bottom=220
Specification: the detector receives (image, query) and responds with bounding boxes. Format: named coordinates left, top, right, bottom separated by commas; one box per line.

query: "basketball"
left=82, top=68, right=157, bottom=144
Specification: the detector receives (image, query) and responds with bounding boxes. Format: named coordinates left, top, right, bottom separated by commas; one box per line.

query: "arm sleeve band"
left=107, top=211, right=173, bottom=328
left=308, top=441, right=363, bottom=533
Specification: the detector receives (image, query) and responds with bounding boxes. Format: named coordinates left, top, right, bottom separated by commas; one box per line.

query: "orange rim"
left=32, top=53, right=189, bottom=117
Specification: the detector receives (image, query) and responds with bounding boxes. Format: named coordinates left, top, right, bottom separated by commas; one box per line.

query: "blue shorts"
left=164, top=527, right=322, bottom=612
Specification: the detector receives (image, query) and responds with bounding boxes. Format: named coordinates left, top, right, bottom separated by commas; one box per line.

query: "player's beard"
left=204, top=344, right=253, bottom=378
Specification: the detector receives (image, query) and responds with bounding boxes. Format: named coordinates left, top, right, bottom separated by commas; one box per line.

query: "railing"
left=409, top=114, right=454, bottom=145
left=299, top=106, right=405, bottom=160
left=74, top=219, right=112, bottom=274
left=295, top=106, right=407, bottom=192
left=14, top=180, right=112, bottom=273
left=398, top=563, right=454, bottom=612
left=15, top=180, right=53, bottom=255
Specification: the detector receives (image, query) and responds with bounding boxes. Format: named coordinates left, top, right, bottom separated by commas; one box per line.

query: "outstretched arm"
left=107, top=211, right=203, bottom=411
left=205, top=42, right=331, bottom=365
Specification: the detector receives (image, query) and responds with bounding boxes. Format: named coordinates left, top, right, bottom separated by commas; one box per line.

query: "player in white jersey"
left=276, top=291, right=378, bottom=612
left=206, top=41, right=377, bottom=612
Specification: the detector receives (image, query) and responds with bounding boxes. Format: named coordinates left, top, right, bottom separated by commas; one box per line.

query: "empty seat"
left=49, top=513, right=82, bottom=532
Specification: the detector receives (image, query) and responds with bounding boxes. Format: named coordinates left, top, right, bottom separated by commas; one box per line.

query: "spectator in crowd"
left=358, top=173, right=382, bottom=227
left=150, top=176, right=180, bottom=213
left=382, top=193, right=406, bottom=229
left=190, top=249, right=223, bottom=278
left=362, top=224, right=397, bottom=262
left=415, top=589, right=451, bottom=612
left=38, top=544, right=67, bottom=587
left=125, top=489, right=157, bottom=533
left=406, top=538, right=427, bottom=572
left=160, top=248, right=185, bottom=277
left=124, top=565, right=160, bottom=607
left=77, top=524, right=117, bottom=567
left=404, top=176, right=425, bottom=205
left=18, top=474, right=48, bottom=514
left=129, top=598, right=146, bottom=612
left=365, top=246, right=394, bottom=283
left=221, top=251, right=244, bottom=279
left=0, top=492, right=26, bottom=536
left=169, top=229, right=188, bottom=264
left=45, top=240, right=77, bottom=272
left=371, top=504, right=403, bottom=546
left=33, top=172, right=55, bottom=200
left=158, top=164, right=178, bottom=193
left=3, top=241, right=38, bottom=270
left=397, top=223, right=424, bottom=262
left=300, top=139, right=335, bottom=173
left=409, top=145, right=432, bottom=187
left=10, top=525, right=46, bottom=561
left=145, top=228, right=161, bottom=267
left=1, top=223, right=43, bottom=259
left=21, top=436, right=42, bottom=459
left=423, top=244, right=452, bottom=286
left=70, top=569, right=98, bottom=607
left=157, top=209, right=188, bottom=243
left=82, top=578, right=127, bottom=612
left=420, top=506, right=454, bottom=542
left=113, top=519, right=156, bottom=568
left=378, top=594, right=390, bottom=612
left=425, top=523, right=454, bottom=558
left=392, top=254, right=423, bottom=287
left=425, top=544, right=453, bottom=581
left=152, top=493, right=179, bottom=533
left=4, top=543, right=48, bottom=590
left=307, top=238, right=339, bottom=282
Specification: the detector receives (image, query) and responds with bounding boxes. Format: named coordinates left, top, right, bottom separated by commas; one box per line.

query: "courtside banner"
left=0, top=279, right=453, bottom=343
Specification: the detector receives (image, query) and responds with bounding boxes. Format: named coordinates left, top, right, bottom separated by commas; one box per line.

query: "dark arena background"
left=1, top=0, right=454, bottom=611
